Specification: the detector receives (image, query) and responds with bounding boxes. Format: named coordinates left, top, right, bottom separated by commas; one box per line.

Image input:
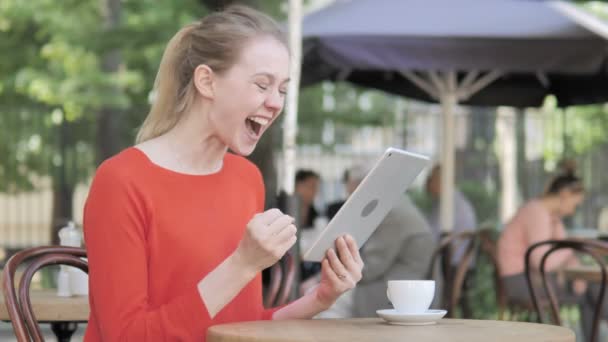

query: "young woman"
left=497, top=169, right=604, bottom=339
left=83, top=6, right=363, bottom=341
left=497, top=170, right=584, bottom=290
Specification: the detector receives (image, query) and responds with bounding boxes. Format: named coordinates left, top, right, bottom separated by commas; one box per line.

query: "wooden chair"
left=264, top=252, right=295, bottom=308
left=525, top=239, right=608, bottom=342
left=475, top=229, right=541, bottom=321
left=2, top=246, right=87, bottom=342
left=427, top=230, right=479, bottom=317
left=476, top=230, right=508, bottom=319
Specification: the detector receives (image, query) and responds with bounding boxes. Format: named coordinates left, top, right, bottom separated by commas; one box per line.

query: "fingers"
left=267, top=215, right=295, bottom=236
left=256, top=208, right=285, bottom=225
left=327, top=248, right=349, bottom=281
left=275, top=224, right=297, bottom=243
left=345, top=235, right=364, bottom=266
left=336, top=236, right=362, bottom=280
left=278, top=234, right=297, bottom=254
left=321, top=258, right=340, bottom=284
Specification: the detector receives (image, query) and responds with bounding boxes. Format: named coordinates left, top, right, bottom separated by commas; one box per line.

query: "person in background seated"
left=83, top=6, right=363, bottom=341
left=426, top=164, right=478, bottom=316
left=326, top=170, right=354, bottom=220
left=292, top=169, right=323, bottom=282
left=497, top=167, right=607, bottom=341
left=294, top=169, right=321, bottom=228
left=426, top=164, right=478, bottom=254
left=318, top=163, right=435, bottom=318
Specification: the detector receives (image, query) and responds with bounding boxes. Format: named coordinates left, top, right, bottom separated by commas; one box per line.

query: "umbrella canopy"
left=302, top=0, right=608, bottom=107
left=300, top=0, right=608, bottom=233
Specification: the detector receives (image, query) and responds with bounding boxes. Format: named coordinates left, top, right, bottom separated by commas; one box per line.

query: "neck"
left=161, top=105, right=227, bottom=175
left=540, top=196, right=561, bottom=217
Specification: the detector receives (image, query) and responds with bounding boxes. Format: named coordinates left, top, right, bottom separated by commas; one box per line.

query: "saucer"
left=376, top=309, right=447, bottom=325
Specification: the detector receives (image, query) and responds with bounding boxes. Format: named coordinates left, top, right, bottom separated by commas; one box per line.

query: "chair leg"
left=51, top=322, right=78, bottom=342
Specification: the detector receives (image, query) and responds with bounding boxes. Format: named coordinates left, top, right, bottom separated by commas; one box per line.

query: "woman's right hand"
left=233, top=209, right=298, bottom=273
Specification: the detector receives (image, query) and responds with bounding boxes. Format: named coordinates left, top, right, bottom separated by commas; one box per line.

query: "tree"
left=0, top=0, right=206, bottom=242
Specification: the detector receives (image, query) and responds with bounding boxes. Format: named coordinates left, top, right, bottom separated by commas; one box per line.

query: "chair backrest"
left=2, top=246, right=87, bottom=342
left=427, top=230, right=478, bottom=317
left=524, top=238, right=608, bottom=342
left=476, top=229, right=508, bottom=319
left=264, top=252, right=295, bottom=308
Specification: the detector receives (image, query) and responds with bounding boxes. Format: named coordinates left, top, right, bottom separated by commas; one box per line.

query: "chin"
left=229, top=143, right=257, bottom=156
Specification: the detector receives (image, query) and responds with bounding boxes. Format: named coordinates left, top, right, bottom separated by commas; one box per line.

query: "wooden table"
left=207, top=318, right=575, bottom=342
left=0, top=289, right=89, bottom=341
left=564, top=265, right=607, bottom=283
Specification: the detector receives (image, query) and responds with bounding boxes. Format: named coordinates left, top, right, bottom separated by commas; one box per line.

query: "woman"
left=497, top=169, right=595, bottom=336
left=83, top=6, right=363, bottom=341
left=497, top=169, right=583, bottom=295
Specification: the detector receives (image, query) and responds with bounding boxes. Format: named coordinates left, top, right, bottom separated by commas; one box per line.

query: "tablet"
left=302, top=147, right=430, bottom=262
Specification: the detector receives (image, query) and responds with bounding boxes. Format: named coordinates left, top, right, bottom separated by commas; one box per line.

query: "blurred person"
left=83, top=6, right=363, bottom=341
left=326, top=169, right=356, bottom=220
left=295, top=169, right=321, bottom=228
left=318, top=163, right=435, bottom=318
left=425, top=164, right=478, bottom=316
left=497, top=167, right=607, bottom=341
left=277, top=169, right=323, bottom=282
left=426, top=164, right=478, bottom=248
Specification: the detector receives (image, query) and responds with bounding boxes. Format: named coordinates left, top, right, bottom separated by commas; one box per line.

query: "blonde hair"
left=136, top=5, right=287, bottom=143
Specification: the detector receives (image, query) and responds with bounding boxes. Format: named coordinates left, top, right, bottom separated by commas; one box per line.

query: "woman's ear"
left=193, top=64, right=215, bottom=99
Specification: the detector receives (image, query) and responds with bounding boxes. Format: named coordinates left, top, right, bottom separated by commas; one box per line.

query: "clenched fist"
left=234, top=209, right=298, bottom=272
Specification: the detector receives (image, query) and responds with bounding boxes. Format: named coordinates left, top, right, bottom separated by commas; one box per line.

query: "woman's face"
left=558, top=189, right=584, bottom=217
left=209, top=35, right=289, bottom=156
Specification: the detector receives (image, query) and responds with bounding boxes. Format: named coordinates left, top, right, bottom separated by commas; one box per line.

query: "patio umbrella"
left=301, top=0, right=608, bottom=232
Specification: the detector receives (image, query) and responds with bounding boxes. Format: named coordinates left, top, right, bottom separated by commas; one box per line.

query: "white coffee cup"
left=386, top=280, right=435, bottom=314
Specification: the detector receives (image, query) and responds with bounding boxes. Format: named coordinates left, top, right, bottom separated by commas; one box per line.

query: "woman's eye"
left=279, top=89, right=287, bottom=96
left=255, top=83, right=268, bottom=91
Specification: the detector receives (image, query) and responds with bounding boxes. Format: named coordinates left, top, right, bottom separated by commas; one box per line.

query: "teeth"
left=248, top=116, right=270, bottom=126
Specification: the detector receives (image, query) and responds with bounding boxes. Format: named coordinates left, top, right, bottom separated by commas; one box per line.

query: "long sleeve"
left=84, top=163, right=212, bottom=341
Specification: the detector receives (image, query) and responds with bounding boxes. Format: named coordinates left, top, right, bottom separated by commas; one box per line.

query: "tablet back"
left=302, top=148, right=430, bottom=262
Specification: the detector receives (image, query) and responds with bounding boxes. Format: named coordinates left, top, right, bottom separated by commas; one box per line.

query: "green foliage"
left=0, top=0, right=205, bottom=191
left=541, top=96, right=608, bottom=168
left=467, top=228, right=501, bottom=319
left=459, top=180, right=499, bottom=227
left=297, top=82, right=399, bottom=144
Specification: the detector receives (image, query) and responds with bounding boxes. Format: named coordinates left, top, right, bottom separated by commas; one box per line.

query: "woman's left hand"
left=313, top=234, right=364, bottom=309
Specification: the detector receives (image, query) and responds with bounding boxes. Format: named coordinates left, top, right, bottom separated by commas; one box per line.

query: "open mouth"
left=245, top=116, right=270, bottom=137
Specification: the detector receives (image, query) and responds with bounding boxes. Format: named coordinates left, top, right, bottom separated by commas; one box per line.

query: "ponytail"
left=136, top=24, right=196, bottom=143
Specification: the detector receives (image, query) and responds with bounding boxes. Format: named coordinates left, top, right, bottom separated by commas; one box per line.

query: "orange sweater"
left=83, top=147, right=280, bottom=341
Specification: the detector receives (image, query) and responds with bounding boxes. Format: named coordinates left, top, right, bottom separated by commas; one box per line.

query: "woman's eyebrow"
left=253, top=72, right=290, bottom=84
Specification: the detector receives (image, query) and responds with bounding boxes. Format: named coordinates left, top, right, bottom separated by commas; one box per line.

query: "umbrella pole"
left=402, top=70, right=503, bottom=233
left=402, top=70, right=457, bottom=233
left=284, top=0, right=303, bottom=299
left=438, top=72, right=457, bottom=234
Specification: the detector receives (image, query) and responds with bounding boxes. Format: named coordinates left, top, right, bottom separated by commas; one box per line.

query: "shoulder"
left=92, top=148, right=143, bottom=186
left=226, top=153, right=262, bottom=178
left=521, top=199, right=548, bottom=218
left=388, top=196, right=431, bottom=233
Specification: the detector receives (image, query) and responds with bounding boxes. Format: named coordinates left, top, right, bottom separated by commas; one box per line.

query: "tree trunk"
left=96, top=0, right=123, bottom=166
left=248, top=124, right=279, bottom=209
left=50, top=119, right=74, bottom=244
left=516, top=109, right=528, bottom=199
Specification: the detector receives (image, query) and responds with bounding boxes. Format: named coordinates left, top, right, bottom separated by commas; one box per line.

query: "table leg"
left=51, top=322, right=78, bottom=342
